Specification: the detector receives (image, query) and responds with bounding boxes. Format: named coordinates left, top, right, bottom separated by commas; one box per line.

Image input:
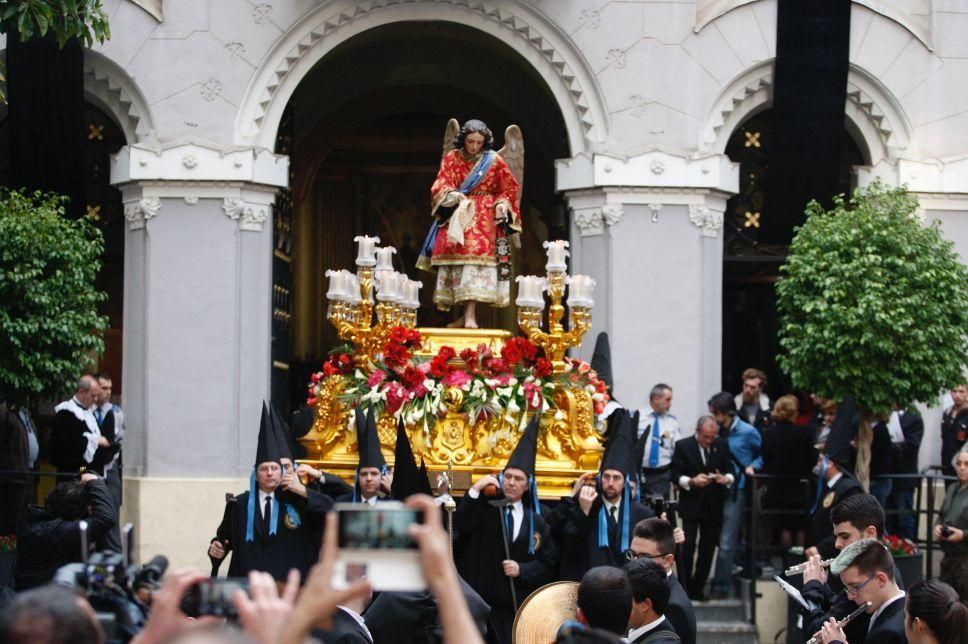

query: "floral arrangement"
left=307, top=326, right=610, bottom=430
left=0, top=534, right=15, bottom=552
left=882, top=534, right=919, bottom=556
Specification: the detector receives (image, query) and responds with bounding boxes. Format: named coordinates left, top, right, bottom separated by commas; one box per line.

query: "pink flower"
left=367, top=370, right=388, bottom=387
left=385, top=382, right=407, bottom=414
left=523, top=382, right=543, bottom=410
left=443, top=371, right=472, bottom=388
left=576, top=361, right=591, bottom=375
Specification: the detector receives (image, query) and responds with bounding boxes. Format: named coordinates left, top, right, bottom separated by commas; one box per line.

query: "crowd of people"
left=1, top=365, right=967, bottom=643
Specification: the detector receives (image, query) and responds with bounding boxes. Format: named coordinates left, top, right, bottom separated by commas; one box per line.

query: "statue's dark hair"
left=453, top=119, right=494, bottom=151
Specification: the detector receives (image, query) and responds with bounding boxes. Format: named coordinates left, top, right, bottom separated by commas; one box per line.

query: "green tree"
left=0, top=0, right=110, bottom=48
left=777, top=181, right=968, bottom=487
left=0, top=190, right=108, bottom=405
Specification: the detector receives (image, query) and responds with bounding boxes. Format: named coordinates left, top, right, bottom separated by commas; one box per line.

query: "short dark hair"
left=632, top=517, right=675, bottom=557
left=624, top=558, right=671, bottom=616
left=577, top=566, right=632, bottom=635
left=45, top=481, right=90, bottom=521
left=741, top=368, right=768, bottom=386
left=0, top=585, right=103, bottom=644
left=707, top=392, right=737, bottom=416
left=91, top=372, right=111, bottom=383
left=830, top=494, right=885, bottom=539
left=453, top=119, right=494, bottom=150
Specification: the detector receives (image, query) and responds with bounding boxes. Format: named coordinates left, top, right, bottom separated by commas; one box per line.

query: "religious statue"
left=418, top=118, right=524, bottom=328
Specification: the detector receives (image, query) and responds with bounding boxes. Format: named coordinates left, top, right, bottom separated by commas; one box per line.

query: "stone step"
left=692, top=599, right=745, bottom=622
left=696, top=620, right=759, bottom=644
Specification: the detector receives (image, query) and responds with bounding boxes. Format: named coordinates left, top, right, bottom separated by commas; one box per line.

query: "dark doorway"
left=271, top=21, right=571, bottom=413
left=721, top=109, right=865, bottom=399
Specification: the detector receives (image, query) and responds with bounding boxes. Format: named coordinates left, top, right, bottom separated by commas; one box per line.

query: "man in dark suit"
left=822, top=538, right=906, bottom=644
left=454, top=415, right=557, bottom=644
left=624, top=558, right=682, bottom=643
left=208, top=403, right=333, bottom=581
left=629, top=518, right=695, bottom=644
left=884, top=407, right=924, bottom=540
left=336, top=406, right=393, bottom=505
left=670, top=415, right=732, bottom=600
left=805, top=431, right=863, bottom=560
left=551, top=409, right=654, bottom=581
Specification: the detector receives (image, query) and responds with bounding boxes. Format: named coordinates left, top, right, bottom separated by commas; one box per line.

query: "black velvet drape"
left=762, top=0, right=851, bottom=243
left=5, top=30, right=85, bottom=219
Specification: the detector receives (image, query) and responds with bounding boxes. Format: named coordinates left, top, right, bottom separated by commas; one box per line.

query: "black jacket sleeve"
left=517, top=518, right=558, bottom=589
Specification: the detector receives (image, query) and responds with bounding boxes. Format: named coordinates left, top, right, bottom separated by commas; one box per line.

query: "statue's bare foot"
left=447, top=315, right=465, bottom=328
left=463, top=318, right=479, bottom=329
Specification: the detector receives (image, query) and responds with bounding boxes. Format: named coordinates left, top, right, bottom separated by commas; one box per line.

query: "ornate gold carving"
left=517, top=272, right=592, bottom=373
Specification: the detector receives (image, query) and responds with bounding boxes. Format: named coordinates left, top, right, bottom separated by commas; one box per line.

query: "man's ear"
left=863, top=526, right=877, bottom=539
left=576, top=606, right=588, bottom=626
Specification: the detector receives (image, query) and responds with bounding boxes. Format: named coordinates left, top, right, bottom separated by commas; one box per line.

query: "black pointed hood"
left=631, top=410, right=646, bottom=472
left=356, top=405, right=386, bottom=471
left=417, top=458, right=433, bottom=496
left=600, top=408, right=634, bottom=477
left=255, top=401, right=283, bottom=467
left=391, top=418, right=424, bottom=500
left=590, top=332, right=615, bottom=401
left=505, top=414, right=540, bottom=477
left=269, top=402, right=294, bottom=462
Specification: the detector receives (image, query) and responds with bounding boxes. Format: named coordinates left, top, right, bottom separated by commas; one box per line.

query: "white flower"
left=496, top=387, right=512, bottom=397
left=508, top=378, right=518, bottom=386
left=592, top=393, right=605, bottom=402
left=508, top=399, right=521, bottom=413
left=423, top=379, right=436, bottom=391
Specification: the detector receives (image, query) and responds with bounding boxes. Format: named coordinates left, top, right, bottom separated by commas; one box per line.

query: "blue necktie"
left=648, top=413, right=661, bottom=467
left=505, top=506, right=514, bottom=542
left=95, top=408, right=103, bottom=426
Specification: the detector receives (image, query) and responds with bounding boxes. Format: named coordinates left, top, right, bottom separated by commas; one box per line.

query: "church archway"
left=268, top=20, right=571, bottom=412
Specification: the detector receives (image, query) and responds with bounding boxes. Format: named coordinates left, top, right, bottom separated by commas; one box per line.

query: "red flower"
left=437, top=346, right=456, bottom=361
left=401, top=366, right=425, bottom=390
left=306, top=397, right=317, bottom=407
left=534, top=357, right=553, bottom=379
left=501, top=337, right=538, bottom=367
left=382, top=343, right=411, bottom=369
left=311, top=372, right=322, bottom=383
left=385, top=382, right=408, bottom=414
left=322, top=363, right=339, bottom=377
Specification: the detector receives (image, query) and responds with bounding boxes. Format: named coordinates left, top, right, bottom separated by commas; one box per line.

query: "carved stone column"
left=112, top=140, right=289, bottom=478
left=559, top=150, right=736, bottom=418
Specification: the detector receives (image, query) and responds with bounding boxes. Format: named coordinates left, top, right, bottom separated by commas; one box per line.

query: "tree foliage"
left=0, top=0, right=110, bottom=48
left=0, top=190, right=108, bottom=405
left=777, top=181, right=968, bottom=416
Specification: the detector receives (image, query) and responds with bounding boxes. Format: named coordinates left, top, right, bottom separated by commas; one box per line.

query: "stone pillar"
left=559, top=151, right=737, bottom=420
left=112, top=140, right=288, bottom=567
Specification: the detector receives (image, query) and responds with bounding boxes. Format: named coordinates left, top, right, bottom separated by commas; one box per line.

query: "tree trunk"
left=855, top=414, right=872, bottom=492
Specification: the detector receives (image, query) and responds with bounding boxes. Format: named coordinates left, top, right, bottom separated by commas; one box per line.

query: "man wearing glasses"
left=819, top=538, right=906, bottom=644
left=626, top=518, right=696, bottom=644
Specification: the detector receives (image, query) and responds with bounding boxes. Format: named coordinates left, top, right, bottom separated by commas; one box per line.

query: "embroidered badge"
left=284, top=511, right=299, bottom=530
left=532, top=531, right=542, bottom=552
left=822, top=491, right=836, bottom=509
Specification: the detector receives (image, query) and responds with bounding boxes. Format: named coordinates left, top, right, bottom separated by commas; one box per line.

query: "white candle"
left=325, top=269, right=346, bottom=301
left=406, top=280, right=422, bottom=308
left=375, top=246, right=396, bottom=272
left=515, top=275, right=546, bottom=308
left=344, top=272, right=362, bottom=304
left=377, top=272, right=401, bottom=302
left=354, top=235, right=380, bottom=266
left=567, top=274, right=596, bottom=307
left=543, top=240, right=570, bottom=273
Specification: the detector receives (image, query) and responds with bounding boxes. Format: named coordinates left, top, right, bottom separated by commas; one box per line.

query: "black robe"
left=50, top=400, right=98, bottom=474
left=548, top=495, right=655, bottom=582
left=453, top=494, right=557, bottom=644
left=666, top=574, right=696, bottom=644
left=809, top=474, right=862, bottom=559
left=210, top=487, right=332, bottom=580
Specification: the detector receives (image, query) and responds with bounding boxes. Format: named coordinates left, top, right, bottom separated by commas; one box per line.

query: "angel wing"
left=497, top=124, right=525, bottom=195
left=441, top=118, right=460, bottom=162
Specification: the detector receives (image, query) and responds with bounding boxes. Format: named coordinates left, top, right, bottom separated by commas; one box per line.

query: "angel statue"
left=417, top=118, right=524, bottom=328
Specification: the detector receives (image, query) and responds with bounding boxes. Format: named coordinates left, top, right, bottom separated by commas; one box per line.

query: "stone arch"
left=235, top=0, right=608, bottom=156
left=699, top=59, right=913, bottom=166
left=83, top=50, right=156, bottom=144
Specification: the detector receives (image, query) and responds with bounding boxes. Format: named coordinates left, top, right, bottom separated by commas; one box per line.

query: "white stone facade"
left=44, top=0, right=965, bottom=567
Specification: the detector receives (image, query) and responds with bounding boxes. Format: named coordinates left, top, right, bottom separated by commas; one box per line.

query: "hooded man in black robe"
left=207, top=402, right=334, bottom=581
left=549, top=409, right=655, bottom=582
left=337, top=406, right=392, bottom=505
left=453, top=414, right=558, bottom=644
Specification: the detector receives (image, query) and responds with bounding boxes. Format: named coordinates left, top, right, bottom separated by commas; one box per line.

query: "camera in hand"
left=646, top=495, right=679, bottom=525
left=181, top=578, right=249, bottom=618
left=940, top=524, right=953, bottom=539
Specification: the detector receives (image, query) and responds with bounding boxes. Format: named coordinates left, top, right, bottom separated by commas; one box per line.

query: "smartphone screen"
left=337, top=506, right=422, bottom=550
left=196, top=578, right=249, bottom=617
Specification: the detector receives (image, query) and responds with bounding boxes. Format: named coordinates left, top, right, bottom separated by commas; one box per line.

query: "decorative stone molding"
left=573, top=208, right=606, bottom=237
left=858, top=157, right=968, bottom=210
left=112, top=138, right=289, bottom=188
left=601, top=203, right=624, bottom=227
left=83, top=51, right=156, bottom=144
left=700, top=60, right=912, bottom=166
left=235, top=0, right=608, bottom=156
left=557, top=149, right=738, bottom=194
left=123, top=197, right=161, bottom=230
left=222, top=197, right=269, bottom=232
left=688, top=204, right=723, bottom=238
left=648, top=203, right=662, bottom=223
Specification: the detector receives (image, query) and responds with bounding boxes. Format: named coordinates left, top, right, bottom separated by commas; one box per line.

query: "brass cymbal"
left=511, top=580, right=579, bottom=644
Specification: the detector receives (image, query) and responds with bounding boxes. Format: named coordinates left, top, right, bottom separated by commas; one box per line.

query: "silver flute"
left=784, top=558, right=835, bottom=576
left=805, top=602, right=872, bottom=644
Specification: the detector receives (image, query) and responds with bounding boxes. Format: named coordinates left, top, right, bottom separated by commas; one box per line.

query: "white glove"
left=495, top=202, right=508, bottom=222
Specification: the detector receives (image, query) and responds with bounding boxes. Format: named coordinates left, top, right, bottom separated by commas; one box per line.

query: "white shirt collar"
left=604, top=498, right=622, bottom=515
left=338, top=606, right=374, bottom=643
left=361, top=494, right=378, bottom=506
left=627, top=615, right=667, bottom=642
left=869, top=591, right=905, bottom=633
left=258, top=489, right=275, bottom=506
left=827, top=472, right=844, bottom=489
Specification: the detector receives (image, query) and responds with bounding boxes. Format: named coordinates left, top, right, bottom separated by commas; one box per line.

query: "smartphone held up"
left=332, top=502, right=427, bottom=592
